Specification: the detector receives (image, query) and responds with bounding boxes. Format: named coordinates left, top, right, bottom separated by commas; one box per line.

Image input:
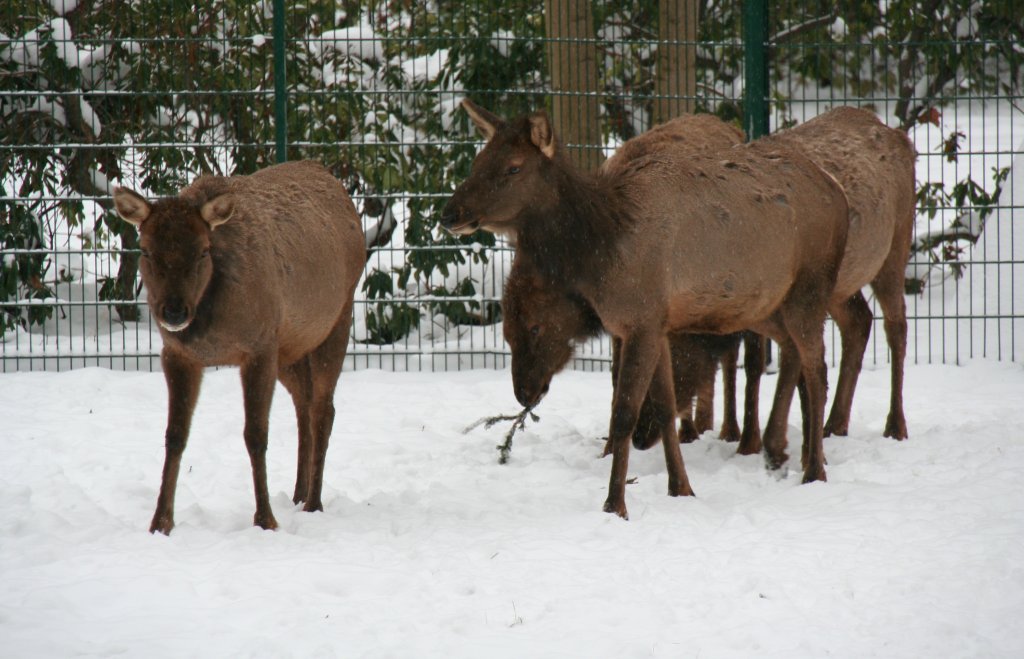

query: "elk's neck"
left=516, top=167, right=626, bottom=288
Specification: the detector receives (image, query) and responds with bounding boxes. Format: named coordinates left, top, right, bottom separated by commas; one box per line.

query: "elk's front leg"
left=604, top=332, right=665, bottom=519
left=241, top=350, right=280, bottom=530
left=151, top=350, right=203, bottom=535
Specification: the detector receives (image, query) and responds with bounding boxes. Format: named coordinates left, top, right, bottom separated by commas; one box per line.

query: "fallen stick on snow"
left=463, top=407, right=539, bottom=464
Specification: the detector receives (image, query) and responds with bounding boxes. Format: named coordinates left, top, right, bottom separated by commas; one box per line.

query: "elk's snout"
left=514, top=378, right=550, bottom=409
left=160, top=299, right=191, bottom=332
left=440, top=201, right=478, bottom=235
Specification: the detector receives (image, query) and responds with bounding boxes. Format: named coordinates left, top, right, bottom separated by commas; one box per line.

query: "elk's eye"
left=201, top=248, right=211, bottom=258
left=530, top=325, right=540, bottom=336
left=507, top=165, right=521, bottom=176
left=139, top=249, right=150, bottom=259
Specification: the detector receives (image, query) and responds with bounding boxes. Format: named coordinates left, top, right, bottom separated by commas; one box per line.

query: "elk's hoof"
left=883, top=415, right=908, bottom=440
left=602, top=498, right=629, bottom=520
left=669, top=482, right=695, bottom=497
left=149, top=514, right=174, bottom=536
left=302, top=499, right=324, bottom=514
left=764, top=450, right=789, bottom=471
left=679, top=419, right=699, bottom=444
left=802, top=464, right=828, bottom=484
left=254, top=512, right=279, bottom=531
left=718, top=422, right=741, bottom=443
left=823, top=420, right=849, bottom=437
left=737, top=432, right=762, bottom=455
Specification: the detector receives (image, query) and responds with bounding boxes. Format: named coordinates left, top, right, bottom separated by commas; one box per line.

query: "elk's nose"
left=514, top=380, right=549, bottom=409
left=440, top=203, right=471, bottom=231
left=162, top=302, right=188, bottom=327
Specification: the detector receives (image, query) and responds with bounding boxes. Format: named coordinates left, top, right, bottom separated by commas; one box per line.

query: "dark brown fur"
left=113, top=161, right=365, bottom=534
left=446, top=101, right=849, bottom=518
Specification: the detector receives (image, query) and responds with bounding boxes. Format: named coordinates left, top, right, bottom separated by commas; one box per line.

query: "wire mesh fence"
left=2, top=0, right=1021, bottom=372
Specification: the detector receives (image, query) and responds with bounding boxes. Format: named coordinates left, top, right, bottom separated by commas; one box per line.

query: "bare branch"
left=770, top=12, right=837, bottom=48
left=463, top=406, right=540, bottom=464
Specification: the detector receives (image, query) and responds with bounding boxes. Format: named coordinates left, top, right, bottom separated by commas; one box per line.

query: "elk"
left=762, top=107, right=915, bottom=441
left=443, top=101, right=849, bottom=518
left=113, top=160, right=366, bottom=534
left=635, top=107, right=915, bottom=453
left=490, top=113, right=764, bottom=451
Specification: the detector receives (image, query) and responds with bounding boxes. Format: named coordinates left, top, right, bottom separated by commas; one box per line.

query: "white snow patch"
left=1, top=363, right=1023, bottom=657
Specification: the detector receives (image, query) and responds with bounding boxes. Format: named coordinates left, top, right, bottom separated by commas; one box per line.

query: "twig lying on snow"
left=463, top=407, right=539, bottom=464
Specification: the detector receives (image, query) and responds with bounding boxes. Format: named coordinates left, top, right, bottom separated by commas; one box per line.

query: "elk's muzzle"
left=513, top=378, right=549, bottom=409
left=440, top=202, right=478, bottom=235
left=160, top=299, right=191, bottom=332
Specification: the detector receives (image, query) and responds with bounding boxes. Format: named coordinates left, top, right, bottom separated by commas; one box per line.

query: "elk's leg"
left=604, top=337, right=623, bottom=456
left=278, top=358, right=313, bottom=505
left=783, top=296, right=830, bottom=483
left=718, top=338, right=741, bottom=442
left=150, top=350, right=203, bottom=535
left=797, top=349, right=829, bottom=483
left=240, top=350, right=280, bottom=530
left=824, top=292, right=872, bottom=437
left=760, top=330, right=802, bottom=471
left=605, top=332, right=668, bottom=518
left=693, top=366, right=715, bottom=436
left=871, top=261, right=910, bottom=440
left=302, top=310, right=352, bottom=513
left=738, top=333, right=765, bottom=456
left=652, top=340, right=694, bottom=499
left=671, top=335, right=700, bottom=444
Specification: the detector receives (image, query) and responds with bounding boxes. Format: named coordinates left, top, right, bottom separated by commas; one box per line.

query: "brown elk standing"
left=443, top=101, right=849, bottom=518
left=113, top=161, right=366, bottom=534
left=762, top=107, right=914, bottom=442
left=633, top=107, right=915, bottom=455
left=495, top=113, right=764, bottom=449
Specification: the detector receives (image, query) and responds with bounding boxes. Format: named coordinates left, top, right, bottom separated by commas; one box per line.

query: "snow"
left=318, top=22, right=384, bottom=64
left=2, top=362, right=1023, bottom=657
left=48, top=0, right=79, bottom=17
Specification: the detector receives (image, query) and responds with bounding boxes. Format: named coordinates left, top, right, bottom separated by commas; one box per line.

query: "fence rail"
left=2, top=0, right=1022, bottom=372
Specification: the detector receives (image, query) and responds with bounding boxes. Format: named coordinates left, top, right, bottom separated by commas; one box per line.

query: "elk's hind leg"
left=758, top=327, right=801, bottom=471
left=302, top=307, right=354, bottom=513
left=279, top=358, right=314, bottom=505
left=871, top=256, right=910, bottom=440
left=652, top=340, right=694, bottom=499
left=824, top=292, right=872, bottom=437
left=718, top=338, right=741, bottom=442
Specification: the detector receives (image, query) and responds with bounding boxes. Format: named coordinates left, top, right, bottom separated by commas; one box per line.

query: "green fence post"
left=743, top=0, right=769, bottom=140
left=273, top=0, right=288, bottom=163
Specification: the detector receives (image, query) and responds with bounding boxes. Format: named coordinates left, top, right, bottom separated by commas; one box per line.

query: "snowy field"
left=2, top=361, right=1024, bottom=658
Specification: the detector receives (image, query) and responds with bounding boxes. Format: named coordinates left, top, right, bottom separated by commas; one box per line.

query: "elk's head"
left=441, top=99, right=562, bottom=238
left=113, top=186, right=233, bottom=333
left=502, top=268, right=602, bottom=408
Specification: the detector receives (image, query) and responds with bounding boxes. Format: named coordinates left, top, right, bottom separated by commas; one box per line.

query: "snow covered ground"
left=2, top=361, right=1023, bottom=658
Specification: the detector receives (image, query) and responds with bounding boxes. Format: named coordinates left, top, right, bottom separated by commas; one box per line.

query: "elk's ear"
left=112, top=187, right=152, bottom=227
left=529, top=112, right=556, bottom=159
left=462, top=98, right=504, bottom=141
left=200, top=194, right=235, bottom=230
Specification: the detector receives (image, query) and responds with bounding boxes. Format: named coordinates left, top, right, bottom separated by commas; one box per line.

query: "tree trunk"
left=654, top=0, right=700, bottom=125
left=544, top=0, right=604, bottom=171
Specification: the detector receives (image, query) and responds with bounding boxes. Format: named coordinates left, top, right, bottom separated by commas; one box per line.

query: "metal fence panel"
left=2, top=0, right=1021, bottom=372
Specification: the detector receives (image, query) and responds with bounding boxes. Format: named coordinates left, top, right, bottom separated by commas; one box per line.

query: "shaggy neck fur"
left=515, top=155, right=631, bottom=289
